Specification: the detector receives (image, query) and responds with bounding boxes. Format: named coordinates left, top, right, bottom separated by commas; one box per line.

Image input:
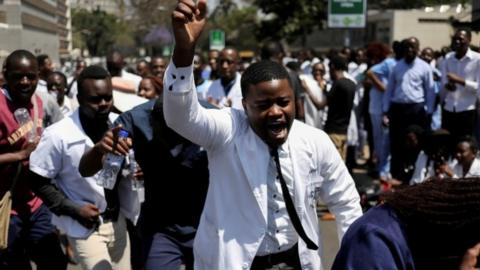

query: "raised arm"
left=366, top=69, right=386, bottom=92
left=171, top=0, right=207, bottom=68
left=300, top=78, right=327, bottom=110
left=163, top=0, right=236, bottom=150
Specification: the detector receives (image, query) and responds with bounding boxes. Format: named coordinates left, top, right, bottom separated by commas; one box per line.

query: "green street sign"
left=328, top=0, right=366, bottom=28
left=209, top=29, right=225, bottom=51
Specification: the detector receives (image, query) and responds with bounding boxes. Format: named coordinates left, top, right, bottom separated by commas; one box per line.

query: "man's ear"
left=242, top=98, right=247, bottom=114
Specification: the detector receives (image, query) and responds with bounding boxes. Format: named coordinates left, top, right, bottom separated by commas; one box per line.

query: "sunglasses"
left=83, top=95, right=113, bottom=104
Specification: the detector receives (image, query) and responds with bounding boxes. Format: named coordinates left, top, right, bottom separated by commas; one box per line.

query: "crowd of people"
left=1, top=0, right=480, bottom=269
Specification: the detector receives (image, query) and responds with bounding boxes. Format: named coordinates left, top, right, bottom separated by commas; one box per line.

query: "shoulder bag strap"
left=9, top=163, right=22, bottom=192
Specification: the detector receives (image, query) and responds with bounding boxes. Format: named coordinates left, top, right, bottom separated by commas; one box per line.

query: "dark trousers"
left=442, top=109, right=476, bottom=140
left=0, top=204, right=67, bottom=270
left=143, top=231, right=194, bottom=270
left=251, top=244, right=301, bottom=270
left=388, top=102, right=429, bottom=182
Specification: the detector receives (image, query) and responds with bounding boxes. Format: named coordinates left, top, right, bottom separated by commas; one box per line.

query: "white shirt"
left=348, top=62, right=368, bottom=83
left=35, top=79, right=48, bottom=94
left=452, top=157, right=480, bottom=178
left=257, top=145, right=297, bottom=256
left=59, top=97, right=76, bottom=117
left=205, top=73, right=243, bottom=110
left=299, top=74, right=325, bottom=130
left=30, top=110, right=109, bottom=238
left=67, top=76, right=78, bottom=99
left=441, top=49, right=480, bottom=112
left=410, top=151, right=457, bottom=185
left=120, top=70, right=142, bottom=92
left=196, top=79, right=213, bottom=101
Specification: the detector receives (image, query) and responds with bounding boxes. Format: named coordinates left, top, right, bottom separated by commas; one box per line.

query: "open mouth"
left=267, top=122, right=287, bottom=136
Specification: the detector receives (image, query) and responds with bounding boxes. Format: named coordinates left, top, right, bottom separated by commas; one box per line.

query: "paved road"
left=31, top=218, right=339, bottom=270
left=45, top=219, right=338, bottom=270
left=40, top=169, right=370, bottom=270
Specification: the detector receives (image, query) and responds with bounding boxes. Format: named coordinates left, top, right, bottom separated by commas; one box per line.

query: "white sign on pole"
left=328, top=0, right=366, bottom=28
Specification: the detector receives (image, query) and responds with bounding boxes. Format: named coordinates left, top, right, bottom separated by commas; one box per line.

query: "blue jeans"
left=370, top=113, right=391, bottom=178
left=0, top=204, right=67, bottom=270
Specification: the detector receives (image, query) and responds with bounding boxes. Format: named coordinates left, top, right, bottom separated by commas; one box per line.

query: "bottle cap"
left=118, top=129, right=129, bottom=138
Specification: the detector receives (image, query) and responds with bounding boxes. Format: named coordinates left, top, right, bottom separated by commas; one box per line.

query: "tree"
left=204, top=3, right=259, bottom=51
left=72, top=8, right=134, bottom=56
left=254, top=0, right=470, bottom=45
left=254, top=0, right=327, bottom=45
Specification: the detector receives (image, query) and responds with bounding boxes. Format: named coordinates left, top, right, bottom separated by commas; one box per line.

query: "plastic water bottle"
left=14, top=108, right=36, bottom=142
left=124, top=149, right=145, bottom=203
left=97, top=130, right=129, bottom=189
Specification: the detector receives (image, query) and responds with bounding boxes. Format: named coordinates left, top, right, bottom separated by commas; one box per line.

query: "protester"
left=0, top=49, right=67, bottom=270
left=35, top=54, right=54, bottom=93
left=164, top=1, right=362, bottom=269
left=67, top=59, right=86, bottom=99
left=204, top=47, right=243, bottom=109
left=301, top=55, right=356, bottom=160
left=107, top=50, right=142, bottom=95
left=138, top=76, right=163, bottom=100
left=438, top=135, right=480, bottom=178
left=365, top=42, right=396, bottom=181
left=47, top=71, right=75, bottom=116
left=333, top=177, right=480, bottom=270
left=136, top=59, right=151, bottom=78
left=150, top=56, right=167, bottom=80
left=383, top=37, right=436, bottom=184
left=30, top=65, right=133, bottom=270
left=440, top=29, right=480, bottom=140
left=79, top=96, right=212, bottom=270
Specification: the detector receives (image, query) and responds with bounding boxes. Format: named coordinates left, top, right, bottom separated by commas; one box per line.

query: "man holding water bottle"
left=29, top=65, right=135, bottom=270
left=0, top=50, right=67, bottom=270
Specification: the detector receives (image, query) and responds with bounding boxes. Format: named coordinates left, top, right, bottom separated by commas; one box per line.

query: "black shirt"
left=324, top=78, right=356, bottom=134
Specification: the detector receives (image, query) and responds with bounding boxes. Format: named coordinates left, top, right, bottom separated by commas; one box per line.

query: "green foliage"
left=72, top=8, right=134, bottom=56
left=204, top=6, right=259, bottom=50
left=254, top=0, right=327, bottom=44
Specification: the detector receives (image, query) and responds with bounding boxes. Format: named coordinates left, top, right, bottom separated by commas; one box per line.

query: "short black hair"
left=457, top=135, right=478, bottom=154
left=260, top=41, right=284, bottom=61
left=36, top=54, right=50, bottom=67
left=285, top=61, right=300, bottom=72
left=455, top=28, right=472, bottom=40
left=49, top=71, right=67, bottom=87
left=137, top=59, right=149, bottom=65
left=4, top=49, right=37, bottom=74
left=77, top=65, right=110, bottom=96
left=240, top=60, right=292, bottom=98
left=329, top=55, right=348, bottom=71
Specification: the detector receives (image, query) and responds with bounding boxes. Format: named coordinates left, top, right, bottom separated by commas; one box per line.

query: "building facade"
left=367, top=4, right=479, bottom=50
left=301, top=4, right=477, bottom=52
left=0, top=0, right=72, bottom=63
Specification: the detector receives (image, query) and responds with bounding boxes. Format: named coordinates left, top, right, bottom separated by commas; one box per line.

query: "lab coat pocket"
left=306, top=170, right=323, bottom=209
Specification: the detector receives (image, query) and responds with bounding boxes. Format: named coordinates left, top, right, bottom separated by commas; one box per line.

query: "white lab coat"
left=205, top=72, right=244, bottom=110
left=163, top=63, right=362, bottom=270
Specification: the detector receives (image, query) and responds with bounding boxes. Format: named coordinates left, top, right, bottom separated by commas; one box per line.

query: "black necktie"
left=271, top=148, right=319, bottom=250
